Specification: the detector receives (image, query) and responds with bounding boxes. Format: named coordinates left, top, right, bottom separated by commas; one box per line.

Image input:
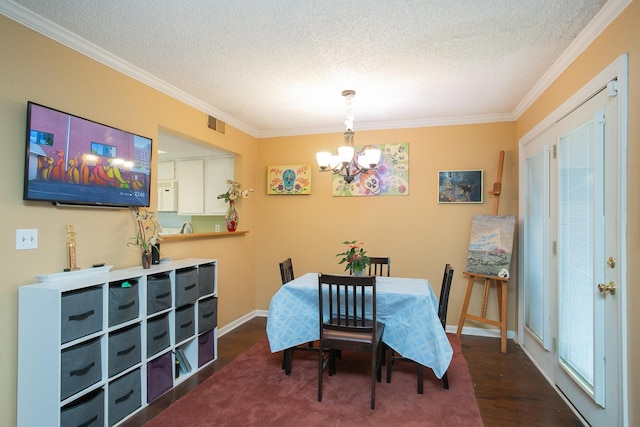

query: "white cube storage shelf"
left=18, top=258, right=218, bottom=427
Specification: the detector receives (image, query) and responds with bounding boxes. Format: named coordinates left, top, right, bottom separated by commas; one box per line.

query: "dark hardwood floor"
left=123, top=317, right=583, bottom=426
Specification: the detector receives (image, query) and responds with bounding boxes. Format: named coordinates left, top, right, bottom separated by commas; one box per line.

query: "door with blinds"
left=520, top=79, right=623, bottom=426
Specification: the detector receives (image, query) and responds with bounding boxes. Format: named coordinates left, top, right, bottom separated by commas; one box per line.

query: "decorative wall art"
left=332, top=142, right=409, bottom=197
left=466, top=215, right=516, bottom=277
left=438, top=170, right=483, bottom=203
left=267, top=164, right=312, bottom=195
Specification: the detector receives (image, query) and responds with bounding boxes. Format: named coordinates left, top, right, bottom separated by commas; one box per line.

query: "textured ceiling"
left=1, top=0, right=617, bottom=137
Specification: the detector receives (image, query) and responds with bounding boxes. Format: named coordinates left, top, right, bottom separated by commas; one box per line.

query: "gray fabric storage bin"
left=147, top=274, right=171, bottom=315
left=175, top=267, right=198, bottom=307
left=60, top=388, right=104, bottom=427
left=174, top=304, right=195, bottom=343
left=198, top=296, right=218, bottom=334
left=61, top=337, right=102, bottom=400
left=198, top=263, right=215, bottom=297
left=61, top=286, right=103, bottom=344
left=109, top=279, right=139, bottom=327
left=147, top=314, right=170, bottom=357
left=108, top=368, right=141, bottom=426
left=108, top=324, right=141, bottom=377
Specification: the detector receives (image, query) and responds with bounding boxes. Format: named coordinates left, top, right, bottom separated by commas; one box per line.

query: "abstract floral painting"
left=331, top=142, right=409, bottom=197
left=466, top=215, right=516, bottom=276
left=267, top=164, right=312, bottom=194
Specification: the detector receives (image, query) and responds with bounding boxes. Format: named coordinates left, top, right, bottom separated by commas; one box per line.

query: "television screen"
left=23, top=102, right=152, bottom=208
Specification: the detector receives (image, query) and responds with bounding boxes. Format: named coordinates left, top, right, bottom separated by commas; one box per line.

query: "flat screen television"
left=23, top=102, right=152, bottom=208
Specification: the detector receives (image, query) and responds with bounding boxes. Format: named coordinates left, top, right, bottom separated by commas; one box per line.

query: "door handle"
left=597, top=281, right=616, bottom=296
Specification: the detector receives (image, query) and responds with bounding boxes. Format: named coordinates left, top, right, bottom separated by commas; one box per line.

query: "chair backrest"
left=438, top=264, right=455, bottom=329
left=318, top=273, right=377, bottom=333
left=279, top=258, right=295, bottom=285
left=368, top=257, right=391, bottom=276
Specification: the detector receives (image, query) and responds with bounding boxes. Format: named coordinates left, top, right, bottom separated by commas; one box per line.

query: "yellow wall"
left=0, top=16, right=257, bottom=425
left=254, top=124, right=518, bottom=323
left=1, top=0, right=638, bottom=424
left=516, top=1, right=639, bottom=424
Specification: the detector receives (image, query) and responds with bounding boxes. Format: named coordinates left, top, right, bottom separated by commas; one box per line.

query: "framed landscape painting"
left=438, top=170, right=483, bottom=203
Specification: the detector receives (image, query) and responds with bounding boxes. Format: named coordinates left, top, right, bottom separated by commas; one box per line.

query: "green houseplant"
left=336, top=240, right=370, bottom=275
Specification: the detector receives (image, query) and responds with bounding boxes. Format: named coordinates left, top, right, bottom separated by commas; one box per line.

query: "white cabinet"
left=176, top=159, right=204, bottom=214
left=204, top=156, right=234, bottom=215
left=175, top=157, right=234, bottom=215
left=157, top=161, right=175, bottom=181
left=18, top=258, right=218, bottom=427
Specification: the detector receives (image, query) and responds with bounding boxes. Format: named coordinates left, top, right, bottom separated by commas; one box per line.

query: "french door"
left=520, top=59, right=626, bottom=427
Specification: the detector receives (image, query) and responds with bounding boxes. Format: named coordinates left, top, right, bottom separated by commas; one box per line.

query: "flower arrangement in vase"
left=217, top=180, right=252, bottom=232
left=336, top=240, right=370, bottom=275
left=128, top=207, right=162, bottom=268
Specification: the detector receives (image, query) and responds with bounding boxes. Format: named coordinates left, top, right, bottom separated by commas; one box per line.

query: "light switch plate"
left=16, top=229, right=38, bottom=250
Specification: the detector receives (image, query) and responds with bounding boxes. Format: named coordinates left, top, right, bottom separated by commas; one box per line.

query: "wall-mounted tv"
left=23, top=102, right=152, bottom=208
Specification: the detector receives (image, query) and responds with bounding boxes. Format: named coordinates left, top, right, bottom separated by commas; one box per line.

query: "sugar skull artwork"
left=267, top=164, right=311, bottom=194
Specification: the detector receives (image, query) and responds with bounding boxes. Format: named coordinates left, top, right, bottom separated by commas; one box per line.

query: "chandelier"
left=315, top=90, right=381, bottom=184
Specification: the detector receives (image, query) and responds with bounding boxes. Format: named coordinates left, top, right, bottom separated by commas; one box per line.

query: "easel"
left=456, top=150, right=510, bottom=353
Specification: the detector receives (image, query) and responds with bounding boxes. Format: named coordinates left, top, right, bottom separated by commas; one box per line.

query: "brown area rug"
left=144, top=334, right=483, bottom=426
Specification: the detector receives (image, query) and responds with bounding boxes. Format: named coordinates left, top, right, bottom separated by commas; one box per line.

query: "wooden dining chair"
left=318, top=273, right=385, bottom=409
left=386, top=263, right=454, bottom=393
left=279, top=258, right=319, bottom=375
left=368, top=257, right=391, bottom=276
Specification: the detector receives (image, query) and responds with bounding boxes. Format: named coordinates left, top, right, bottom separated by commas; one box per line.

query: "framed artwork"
left=466, top=215, right=516, bottom=277
left=267, top=164, right=311, bottom=194
left=332, top=142, right=409, bottom=197
left=438, top=170, right=483, bottom=203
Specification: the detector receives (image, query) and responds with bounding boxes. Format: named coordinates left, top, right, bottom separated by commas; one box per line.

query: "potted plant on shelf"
left=128, top=207, right=162, bottom=268
left=217, top=180, right=251, bottom=232
left=336, top=240, right=371, bottom=276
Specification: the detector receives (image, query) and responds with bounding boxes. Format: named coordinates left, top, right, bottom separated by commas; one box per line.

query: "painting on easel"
left=466, top=215, right=516, bottom=276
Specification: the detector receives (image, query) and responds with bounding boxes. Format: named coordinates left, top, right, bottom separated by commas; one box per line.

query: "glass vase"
left=141, top=250, right=152, bottom=269
left=225, top=200, right=239, bottom=232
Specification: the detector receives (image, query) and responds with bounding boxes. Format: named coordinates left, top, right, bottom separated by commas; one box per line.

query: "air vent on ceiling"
left=208, top=115, right=226, bottom=134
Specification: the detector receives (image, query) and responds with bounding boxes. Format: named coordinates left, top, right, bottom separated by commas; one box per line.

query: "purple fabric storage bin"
left=198, top=330, right=215, bottom=368
left=146, top=352, right=173, bottom=403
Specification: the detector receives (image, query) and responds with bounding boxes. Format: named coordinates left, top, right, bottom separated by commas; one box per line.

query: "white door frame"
left=517, top=54, right=628, bottom=426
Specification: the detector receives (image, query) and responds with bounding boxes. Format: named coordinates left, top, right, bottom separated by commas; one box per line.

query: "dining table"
left=266, top=272, right=453, bottom=378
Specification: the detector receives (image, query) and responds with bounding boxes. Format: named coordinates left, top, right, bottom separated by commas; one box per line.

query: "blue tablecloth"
left=266, top=273, right=453, bottom=378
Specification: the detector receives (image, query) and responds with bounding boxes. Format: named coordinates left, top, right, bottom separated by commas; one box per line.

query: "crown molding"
left=1, top=0, right=628, bottom=138
left=512, top=0, right=632, bottom=120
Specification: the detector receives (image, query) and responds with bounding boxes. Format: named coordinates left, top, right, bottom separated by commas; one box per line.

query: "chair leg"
left=386, top=346, right=393, bottom=383
left=442, top=371, right=449, bottom=389
left=417, top=365, right=424, bottom=395
left=282, top=348, right=293, bottom=375
left=318, top=348, right=323, bottom=402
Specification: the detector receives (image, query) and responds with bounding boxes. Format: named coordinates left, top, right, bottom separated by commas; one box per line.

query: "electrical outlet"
left=16, top=229, right=38, bottom=250
left=215, top=225, right=221, bottom=232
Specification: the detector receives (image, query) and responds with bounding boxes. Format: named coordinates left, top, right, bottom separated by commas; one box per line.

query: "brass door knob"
left=597, top=281, right=616, bottom=295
